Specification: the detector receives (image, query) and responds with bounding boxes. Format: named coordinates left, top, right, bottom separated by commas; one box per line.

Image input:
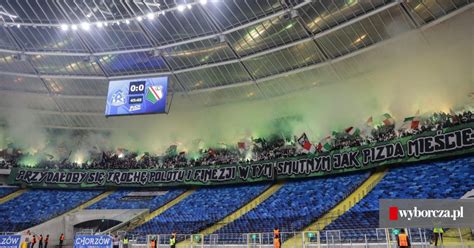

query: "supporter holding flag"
left=449, top=109, right=459, bottom=124
left=297, top=133, right=315, bottom=154
left=366, top=116, right=373, bottom=127
left=317, top=135, right=332, bottom=152
left=360, top=116, right=374, bottom=138
left=382, top=113, right=395, bottom=126
left=344, top=126, right=360, bottom=136
left=237, top=142, right=246, bottom=153
left=401, top=116, right=420, bottom=130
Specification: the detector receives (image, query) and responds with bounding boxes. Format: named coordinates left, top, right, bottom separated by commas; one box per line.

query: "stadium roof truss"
left=0, top=0, right=471, bottom=130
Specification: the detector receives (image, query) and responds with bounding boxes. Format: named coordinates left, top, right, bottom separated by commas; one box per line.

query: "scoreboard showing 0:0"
left=105, top=77, right=168, bottom=116
left=129, top=81, right=146, bottom=95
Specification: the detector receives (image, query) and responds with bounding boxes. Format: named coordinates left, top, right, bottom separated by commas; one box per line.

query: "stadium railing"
left=96, top=228, right=469, bottom=248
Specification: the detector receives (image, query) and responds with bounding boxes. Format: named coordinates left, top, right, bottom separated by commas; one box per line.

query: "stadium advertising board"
left=105, top=77, right=168, bottom=116
left=0, top=235, right=21, bottom=248
left=8, top=124, right=474, bottom=188
left=73, top=235, right=112, bottom=248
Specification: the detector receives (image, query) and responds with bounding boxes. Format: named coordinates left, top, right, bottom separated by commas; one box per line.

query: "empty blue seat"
left=132, top=184, right=270, bottom=235
left=325, top=156, right=474, bottom=241
left=0, top=187, right=17, bottom=198
left=0, top=189, right=102, bottom=232
left=87, top=189, right=185, bottom=210
left=214, top=172, right=370, bottom=241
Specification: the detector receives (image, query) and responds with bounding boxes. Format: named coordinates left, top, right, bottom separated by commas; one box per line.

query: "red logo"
left=389, top=206, right=398, bottom=221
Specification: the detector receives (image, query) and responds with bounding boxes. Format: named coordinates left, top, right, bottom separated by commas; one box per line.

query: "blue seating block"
left=325, top=157, right=474, bottom=241
left=0, top=187, right=17, bottom=198
left=215, top=172, right=370, bottom=235
left=87, top=189, right=185, bottom=210
left=132, top=184, right=270, bottom=235
left=0, top=189, right=102, bottom=232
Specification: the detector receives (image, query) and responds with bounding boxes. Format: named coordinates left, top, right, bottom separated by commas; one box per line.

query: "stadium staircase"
left=123, top=189, right=196, bottom=232
left=0, top=189, right=27, bottom=204
left=176, top=182, right=284, bottom=248
left=282, top=169, right=388, bottom=248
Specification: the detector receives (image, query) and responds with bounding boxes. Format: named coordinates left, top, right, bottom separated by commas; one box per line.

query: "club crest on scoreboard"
left=111, top=89, right=126, bottom=106
left=146, top=85, right=163, bottom=104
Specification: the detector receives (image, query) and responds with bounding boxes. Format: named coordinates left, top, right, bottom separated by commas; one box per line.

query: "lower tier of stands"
left=87, top=189, right=185, bottom=210
left=132, top=184, right=270, bottom=235
left=0, top=187, right=17, bottom=198
left=0, top=189, right=103, bottom=232
left=322, top=156, right=473, bottom=242
left=214, top=172, right=370, bottom=235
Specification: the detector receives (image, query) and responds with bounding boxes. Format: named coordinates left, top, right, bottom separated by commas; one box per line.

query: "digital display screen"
left=105, top=77, right=168, bottom=116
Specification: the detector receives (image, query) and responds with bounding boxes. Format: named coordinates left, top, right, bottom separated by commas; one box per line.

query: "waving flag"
left=383, top=113, right=395, bottom=126
left=449, top=109, right=459, bottom=123
left=345, top=126, right=360, bottom=136
left=317, top=135, right=333, bottom=152
left=298, top=133, right=316, bottom=153
left=402, top=116, right=420, bottom=129
left=366, top=116, right=373, bottom=127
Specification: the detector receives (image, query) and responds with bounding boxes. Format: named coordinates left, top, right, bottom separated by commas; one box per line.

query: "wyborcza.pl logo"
left=388, top=206, right=464, bottom=221
left=379, top=199, right=473, bottom=228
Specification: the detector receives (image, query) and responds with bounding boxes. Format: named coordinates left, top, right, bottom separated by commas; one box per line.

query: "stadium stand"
left=213, top=172, right=370, bottom=240
left=0, top=187, right=17, bottom=198
left=0, top=189, right=103, bottom=232
left=132, top=184, right=270, bottom=235
left=323, top=156, right=474, bottom=242
left=87, top=189, right=185, bottom=210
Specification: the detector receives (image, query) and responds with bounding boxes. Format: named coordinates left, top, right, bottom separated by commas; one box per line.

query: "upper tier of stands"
left=132, top=184, right=270, bottom=235
left=0, top=189, right=102, bottom=232
left=2, top=111, right=471, bottom=171
left=323, top=156, right=474, bottom=241
left=214, top=172, right=370, bottom=237
left=87, top=189, right=185, bottom=210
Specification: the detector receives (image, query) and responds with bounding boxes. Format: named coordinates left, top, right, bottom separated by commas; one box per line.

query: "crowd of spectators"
left=0, top=110, right=472, bottom=170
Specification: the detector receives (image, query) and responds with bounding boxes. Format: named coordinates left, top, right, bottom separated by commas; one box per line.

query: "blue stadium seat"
left=132, top=184, right=270, bottom=235
left=0, top=189, right=102, bottom=232
left=0, top=187, right=17, bottom=198
left=214, top=172, right=370, bottom=242
left=325, top=156, right=474, bottom=241
left=87, top=189, right=185, bottom=210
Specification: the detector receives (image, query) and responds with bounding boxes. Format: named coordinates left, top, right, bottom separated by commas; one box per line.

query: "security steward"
left=59, top=234, right=64, bottom=248
left=31, top=235, right=36, bottom=248
left=38, top=235, right=43, bottom=248
left=170, top=233, right=176, bottom=248
left=273, top=228, right=281, bottom=248
left=397, top=229, right=410, bottom=248
left=150, top=237, right=156, bottom=248
left=122, top=236, right=129, bottom=248
left=433, top=228, right=444, bottom=246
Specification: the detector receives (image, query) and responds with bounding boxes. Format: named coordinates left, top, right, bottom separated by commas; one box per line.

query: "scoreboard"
left=105, top=77, right=168, bottom=116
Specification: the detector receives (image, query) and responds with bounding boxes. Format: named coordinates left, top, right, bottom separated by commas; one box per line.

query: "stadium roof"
left=0, top=0, right=471, bottom=130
